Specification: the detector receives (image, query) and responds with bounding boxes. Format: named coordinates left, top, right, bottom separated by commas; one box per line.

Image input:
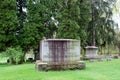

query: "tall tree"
left=17, top=0, right=91, bottom=51
left=56, top=0, right=80, bottom=39
left=78, top=0, right=91, bottom=47
left=87, top=0, right=117, bottom=47
left=56, top=0, right=91, bottom=48
left=0, top=0, right=18, bottom=51
left=19, top=0, right=59, bottom=52
left=15, top=0, right=27, bottom=47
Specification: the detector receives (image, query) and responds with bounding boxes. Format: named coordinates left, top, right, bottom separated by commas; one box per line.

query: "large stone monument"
left=36, top=39, right=85, bottom=71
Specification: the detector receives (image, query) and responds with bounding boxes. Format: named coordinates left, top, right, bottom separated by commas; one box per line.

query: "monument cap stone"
left=85, top=46, right=98, bottom=49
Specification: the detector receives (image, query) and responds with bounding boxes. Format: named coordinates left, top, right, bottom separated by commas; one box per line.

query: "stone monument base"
left=35, top=60, right=85, bottom=71
left=83, top=56, right=99, bottom=60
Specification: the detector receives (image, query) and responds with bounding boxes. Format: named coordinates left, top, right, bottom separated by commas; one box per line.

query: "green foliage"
left=56, top=0, right=91, bottom=46
left=0, top=0, right=118, bottom=53
left=2, top=47, right=24, bottom=64
left=16, top=0, right=44, bottom=51
left=114, top=29, right=120, bottom=52
left=0, top=0, right=18, bottom=51
left=56, top=0, right=81, bottom=39
left=57, top=19, right=80, bottom=39
left=19, top=0, right=58, bottom=51
left=87, top=0, right=117, bottom=46
left=79, top=0, right=91, bottom=47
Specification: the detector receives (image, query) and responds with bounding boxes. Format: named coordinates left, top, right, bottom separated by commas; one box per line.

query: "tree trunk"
left=9, top=56, right=25, bottom=65
left=9, top=57, right=16, bottom=64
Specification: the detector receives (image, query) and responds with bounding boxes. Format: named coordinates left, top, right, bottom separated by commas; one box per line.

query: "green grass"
left=0, top=59, right=120, bottom=80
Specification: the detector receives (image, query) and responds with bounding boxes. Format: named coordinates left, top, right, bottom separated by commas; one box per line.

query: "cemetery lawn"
left=0, top=59, right=120, bottom=80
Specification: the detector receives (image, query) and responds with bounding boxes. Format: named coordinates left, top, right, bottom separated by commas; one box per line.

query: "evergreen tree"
left=87, top=0, right=117, bottom=47
left=79, top=0, right=91, bottom=47
left=20, top=0, right=58, bottom=52
left=56, top=0, right=80, bottom=39
left=0, top=0, right=18, bottom=51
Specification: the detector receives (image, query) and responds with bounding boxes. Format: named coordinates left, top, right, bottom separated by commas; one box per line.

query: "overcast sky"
left=112, top=0, right=120, bottom=28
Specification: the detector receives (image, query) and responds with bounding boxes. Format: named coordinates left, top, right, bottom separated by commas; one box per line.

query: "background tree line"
left=0, top=0, right=118, bottom=64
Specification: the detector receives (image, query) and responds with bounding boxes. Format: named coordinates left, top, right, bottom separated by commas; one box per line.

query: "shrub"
left=3, top=47, right=24, bottom=64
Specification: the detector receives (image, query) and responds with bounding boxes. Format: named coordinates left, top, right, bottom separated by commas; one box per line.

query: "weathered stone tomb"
left=36, top=39, right=85, bottom=71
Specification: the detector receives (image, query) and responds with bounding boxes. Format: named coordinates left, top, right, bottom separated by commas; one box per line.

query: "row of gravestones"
left=25, top=39, right=119, bottom=71
left=25, top=46, right=119, bottom=63
left=89, top=55, right=119, bottom=62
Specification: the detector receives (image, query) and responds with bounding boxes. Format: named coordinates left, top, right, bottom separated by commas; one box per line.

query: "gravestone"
left=85, top=46, right=98, bottom=59
left=36, top=39, right=85, bottom=71
left=25, top=49, right=35, bottom=62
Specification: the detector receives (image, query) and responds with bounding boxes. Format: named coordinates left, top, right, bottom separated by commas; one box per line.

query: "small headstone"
left=85, top=46, right=98, bottom=59
left=97, top=58, right=103, bottom=62
left=118, top=53, right=120, bottom=56
left=89, top=59, right=95, bottom=62
left=106, top=57, right=112, bottom=61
